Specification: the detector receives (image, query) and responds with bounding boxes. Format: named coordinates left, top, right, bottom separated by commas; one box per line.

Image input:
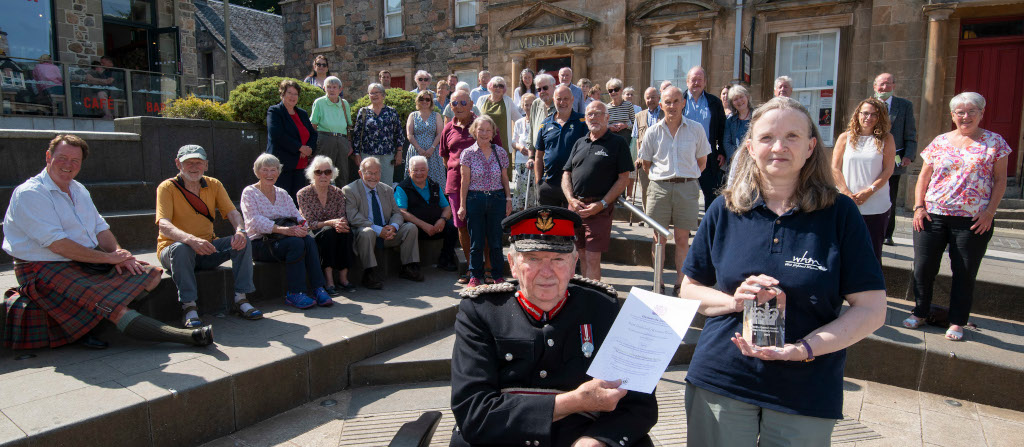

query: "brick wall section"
left=282, top=0, right=487, bottom=92
left=54, top=0, right=103, bottom=65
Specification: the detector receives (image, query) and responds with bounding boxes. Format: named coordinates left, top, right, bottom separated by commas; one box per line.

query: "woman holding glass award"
left=678, top=96, right=887, bottom=446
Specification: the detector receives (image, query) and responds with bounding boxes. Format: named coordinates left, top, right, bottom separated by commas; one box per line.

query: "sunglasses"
left=418, top=97, right=433, bottom=102
left=608, top=87, right=621, bottom=93
left=315, top=63, right=328, bottom=67
left=314, top=169, right=332, bottom=176
left=417, top=78, right=430, bottom=82
left=493, top=84, right=506, bottom=89
left=538, top=85, right=551, bottom=91
left=451, top=100, right=469, bottom=106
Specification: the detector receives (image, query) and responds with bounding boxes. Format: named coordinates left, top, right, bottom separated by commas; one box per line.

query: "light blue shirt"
left=684, top=90, right=711, bottom=137
left=395, top=182, right=450, bottom=209
left=470, top=86, right=488, bottom=103
left=3, top=169, right=110, bottom=262
left=363, top=181, right=399, bottom=236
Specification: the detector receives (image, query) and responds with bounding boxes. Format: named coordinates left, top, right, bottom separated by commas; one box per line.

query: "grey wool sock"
left=118, top=310, right=211, bottom=346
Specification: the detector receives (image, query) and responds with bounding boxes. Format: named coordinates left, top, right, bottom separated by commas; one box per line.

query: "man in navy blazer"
left=682, top=66, right=726, bottom=211
left=266, top=81, right=318, bottom=201
left=874, top=73, right=918, bottom=245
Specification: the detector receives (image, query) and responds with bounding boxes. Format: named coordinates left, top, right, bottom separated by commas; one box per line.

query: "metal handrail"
left=617, top=197, right=671, bottom=294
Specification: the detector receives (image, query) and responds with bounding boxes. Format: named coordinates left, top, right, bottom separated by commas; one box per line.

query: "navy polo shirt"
left=535, top=111, right=587, bottom=184
left=681, top=194, right=884, bottom=419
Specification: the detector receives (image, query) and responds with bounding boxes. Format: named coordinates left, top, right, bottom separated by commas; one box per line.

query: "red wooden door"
left=956, top=37, right=1024, bottom=176
left=390, top=76, right=406, bottom=90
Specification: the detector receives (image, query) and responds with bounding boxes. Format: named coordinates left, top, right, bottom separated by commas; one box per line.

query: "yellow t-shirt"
left=155, top=176, right=236, bottom=256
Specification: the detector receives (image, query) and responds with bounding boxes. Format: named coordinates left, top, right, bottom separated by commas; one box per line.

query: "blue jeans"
left=251, top=235, right=326, bottom=293
left=159, top=236, right=255, bottom=304
left=466, top=190, right=506, bottom=280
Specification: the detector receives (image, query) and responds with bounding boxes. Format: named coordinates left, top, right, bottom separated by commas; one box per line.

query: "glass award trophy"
left=742, top=286, right=785, bottom=349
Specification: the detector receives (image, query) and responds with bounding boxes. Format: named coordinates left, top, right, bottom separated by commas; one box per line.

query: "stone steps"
left=345, top=262, right=1024, bottom=415
left=0, top=181, right=157, bottom=216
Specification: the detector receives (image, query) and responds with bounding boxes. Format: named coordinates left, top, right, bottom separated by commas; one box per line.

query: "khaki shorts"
left=646, top=179, right=700, bottom=231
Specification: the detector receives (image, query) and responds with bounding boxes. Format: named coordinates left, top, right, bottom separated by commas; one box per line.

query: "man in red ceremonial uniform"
left=449, top=206, right=657, bottom=447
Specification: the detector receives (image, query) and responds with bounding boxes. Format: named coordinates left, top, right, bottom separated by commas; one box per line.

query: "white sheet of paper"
left=586, top=287, right=701, bottom=393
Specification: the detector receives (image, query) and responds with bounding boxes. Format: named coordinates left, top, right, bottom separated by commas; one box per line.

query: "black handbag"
left=264, top=217, right=300, bottom=240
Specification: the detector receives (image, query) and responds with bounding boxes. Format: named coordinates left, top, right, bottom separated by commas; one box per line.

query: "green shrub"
left=227, top=77, right=323, bottom=126
left=160, top=95, right=234, bottom=121
left=349, top=88, right=438, bottom=127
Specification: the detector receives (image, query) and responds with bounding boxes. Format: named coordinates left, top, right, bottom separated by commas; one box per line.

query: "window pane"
left=1, top=57, right=66, bottom=116
left=456, top=1, right=476, bottom=27
left=68, top=64, right=128, bottom=119
left=650, top=43, right=701, bottom=88
left=776, top=32, right=838, bottom=89
left=103, top=0, right=153, bottom=24
left=386, top=14, right=402, bottom=37
left=386, top=0, right=402, bottom=13
left=319, top=26, right=331, bottom=48
left=1, top=1, right=53, bottom=59
left=318, top=4, right=331, bottom=26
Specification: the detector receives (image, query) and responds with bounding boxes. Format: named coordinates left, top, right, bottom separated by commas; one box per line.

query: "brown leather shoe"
left=362, top=268, right=383, bottom=289
left=399, top=263, right=425, bottom=282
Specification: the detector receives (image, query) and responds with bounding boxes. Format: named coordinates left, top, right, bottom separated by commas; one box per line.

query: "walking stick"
left=628, top=172, right=640, bottom=226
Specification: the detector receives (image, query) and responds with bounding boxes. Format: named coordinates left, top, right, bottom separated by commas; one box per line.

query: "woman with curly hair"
left=831, top=97, right=895, bottom=262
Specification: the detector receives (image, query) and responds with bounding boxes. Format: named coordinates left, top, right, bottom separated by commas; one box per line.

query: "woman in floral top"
left=457, top=115, right=512, bottom=288
left=905, top=92, right=1010, bottom=341
left=297, top=155, right=355, bottom=296
left=351, top=83, right=404, bottom=185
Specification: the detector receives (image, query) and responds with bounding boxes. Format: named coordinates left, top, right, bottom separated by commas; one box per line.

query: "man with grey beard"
left=156, top=144, right=260, bottom=328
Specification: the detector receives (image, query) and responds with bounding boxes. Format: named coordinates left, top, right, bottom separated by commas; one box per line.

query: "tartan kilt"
left=3, top=261, right=159, bottom=349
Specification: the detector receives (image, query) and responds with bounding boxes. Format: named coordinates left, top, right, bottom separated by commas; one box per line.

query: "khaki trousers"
left=353, top=223, right=420, bottom=269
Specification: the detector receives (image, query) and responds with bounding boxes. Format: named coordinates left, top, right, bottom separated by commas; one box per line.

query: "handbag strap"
left=170, top=176, right=214, bottom=223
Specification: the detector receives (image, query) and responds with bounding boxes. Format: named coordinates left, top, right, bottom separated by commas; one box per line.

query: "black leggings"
left=911, top=214, right=993, bottom=326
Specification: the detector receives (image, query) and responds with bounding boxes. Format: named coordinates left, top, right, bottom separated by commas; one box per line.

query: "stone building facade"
left=284, top=0, right=1024, bottom=189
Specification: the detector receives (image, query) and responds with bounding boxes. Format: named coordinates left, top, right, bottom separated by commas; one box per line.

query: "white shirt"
left=3, top=169, right=110, bottom=262
left=511, top=117, right=532, bottom=165
left=842, top=135, right=891, bottom=215
left=639, top=117, right=712, bottom=181
left=363, top=181, right=399, bottom=236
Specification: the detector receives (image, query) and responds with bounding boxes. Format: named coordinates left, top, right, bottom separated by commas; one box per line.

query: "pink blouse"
left=459, top=143, right=509, bottom=192
left=240, top=184, right=305, bottom=238
left=920, top=130, right=1011, bottom=217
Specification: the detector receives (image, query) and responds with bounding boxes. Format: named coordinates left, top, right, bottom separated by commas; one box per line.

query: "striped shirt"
left=607, top=100, right=636, bottom=129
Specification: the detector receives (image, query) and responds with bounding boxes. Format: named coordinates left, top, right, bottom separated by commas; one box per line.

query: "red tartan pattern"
left=3, top=261, right=158, bottom=349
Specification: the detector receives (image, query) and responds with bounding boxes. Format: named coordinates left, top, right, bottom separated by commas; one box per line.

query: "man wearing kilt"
left=3, top=134, right=213, bottom=349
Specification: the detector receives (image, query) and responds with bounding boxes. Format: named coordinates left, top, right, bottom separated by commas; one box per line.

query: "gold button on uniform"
left=773, top=238, right=779, bottom=243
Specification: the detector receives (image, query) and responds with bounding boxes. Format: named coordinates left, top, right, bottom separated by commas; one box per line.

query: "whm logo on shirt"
left=785, top=251, right=828, bottom=271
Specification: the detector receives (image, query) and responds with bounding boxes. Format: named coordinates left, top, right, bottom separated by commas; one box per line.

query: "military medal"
left=580, top=324, right=594, bottom=358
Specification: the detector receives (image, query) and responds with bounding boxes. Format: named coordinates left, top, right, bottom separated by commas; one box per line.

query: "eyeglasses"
left=417, top=78, right=430, bottom=82
left=418, top=97, right=433, bottom=102
left=858, top=111, right=878, bottom=118
left=538, top=85, right=551, bottom=91
left=315, top=63, right=328, bottom=67
left=954, top=109, right=981, bottom=118
left=493, top=84, right=505, bottom=89
left=313, top=169, right=332, bottom=176
left=451, top=100, right=469, bottom=106
left=607, top=87, right=621, bottom=93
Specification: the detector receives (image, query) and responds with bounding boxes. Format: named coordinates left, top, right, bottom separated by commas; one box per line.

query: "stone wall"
left=54, top=0, right=103, bottom=66
left=174, top=0, right=200, bottom=85
left=282, top=0, right=487, bottom=92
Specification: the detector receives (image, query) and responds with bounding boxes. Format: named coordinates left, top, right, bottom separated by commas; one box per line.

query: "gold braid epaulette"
left=570, top=275, right=617, bottom=297
left=459, top=280, right=519, bottom=298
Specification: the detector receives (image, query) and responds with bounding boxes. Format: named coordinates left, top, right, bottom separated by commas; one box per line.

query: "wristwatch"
left=599, top=199, right=608, bottom=209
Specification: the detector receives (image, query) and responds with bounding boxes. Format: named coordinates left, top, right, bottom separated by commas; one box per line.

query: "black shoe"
left=437, top=254, right=458, bottom=272
left=400, top=263, right=425, bottom=282
left=191, top=325, right=214, bottom=347
left=883, top=238, right=895, bottom=246
left=78, top=334, right=109, bottom=350
left=362, top=268, right=383, bottom=290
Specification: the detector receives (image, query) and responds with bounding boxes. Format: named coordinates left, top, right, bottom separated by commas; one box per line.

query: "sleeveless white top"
left=842, top=135, right=890, bottom=215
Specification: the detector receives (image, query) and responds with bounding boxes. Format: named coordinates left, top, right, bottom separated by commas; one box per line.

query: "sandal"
left=182, top=303, right=203, bottom=329
left=485, top=273, right=495, bottom=285
left=902, top=316, right=924, bottom=329
left=945, top=327, right=964, bottom=341
left=457, top=274, right=470, bottom=285
left=232, top=298, right=264, bottom=320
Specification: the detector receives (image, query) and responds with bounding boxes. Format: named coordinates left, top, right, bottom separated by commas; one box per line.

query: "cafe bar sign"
left=514, top=30, right=586, bottom=50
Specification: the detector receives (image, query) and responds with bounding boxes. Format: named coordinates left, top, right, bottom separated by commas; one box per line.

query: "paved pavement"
left=197, top=367, right=1024, bottom=447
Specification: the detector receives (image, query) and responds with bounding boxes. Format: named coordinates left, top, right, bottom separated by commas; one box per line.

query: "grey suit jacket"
left=888, top=96, right=918, bottom=175
left=342, top=179, right=404, bottom=230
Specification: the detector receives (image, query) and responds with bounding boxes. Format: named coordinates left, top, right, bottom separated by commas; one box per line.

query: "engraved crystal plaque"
left=742, top=288, right=785, bottom=348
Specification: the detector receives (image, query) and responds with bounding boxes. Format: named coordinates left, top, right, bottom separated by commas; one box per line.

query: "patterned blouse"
left=921, top=130, right=1011, bottom=217
left=460, top=143, right=509, bottom=192
left=240, top=184, right=305, bottom=239
left=296, top=184, right=347, bottom=229
left=351, top=105, right=403, bottom=156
